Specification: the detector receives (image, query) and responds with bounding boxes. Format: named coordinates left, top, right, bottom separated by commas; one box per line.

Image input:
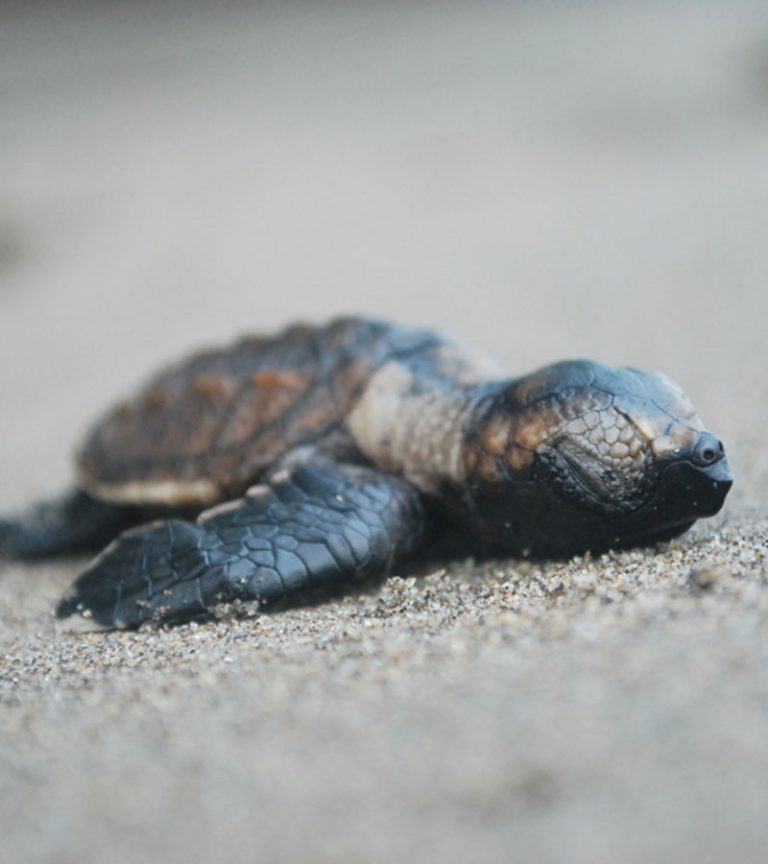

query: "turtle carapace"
left=0, top=318, right=732, bottom=628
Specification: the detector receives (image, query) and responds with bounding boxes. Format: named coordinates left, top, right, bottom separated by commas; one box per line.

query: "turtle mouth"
left=654, top=430, right=733, bottom=518
left=650, top=452, right=733, bottom=517
left=606, top=447, right=733, bottom=545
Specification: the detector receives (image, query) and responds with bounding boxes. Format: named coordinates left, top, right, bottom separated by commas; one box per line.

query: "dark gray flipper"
left=0, top=490, right=142, bottom=560
left=56, top=463, right=427, bottom=628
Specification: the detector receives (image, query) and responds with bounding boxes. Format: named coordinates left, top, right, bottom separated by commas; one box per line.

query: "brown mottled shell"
left=78, top=319, right=407, bottom=505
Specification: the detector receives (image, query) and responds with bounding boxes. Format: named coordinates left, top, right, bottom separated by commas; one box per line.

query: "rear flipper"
left=0, top=489, right=143, bottom=560
left=56, top=463, right=427, bottom=628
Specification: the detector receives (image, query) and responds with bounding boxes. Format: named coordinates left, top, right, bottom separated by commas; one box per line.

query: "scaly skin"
left=0, top=318, right=732, bottom=628
left=55, top=463, right=426, bottom=628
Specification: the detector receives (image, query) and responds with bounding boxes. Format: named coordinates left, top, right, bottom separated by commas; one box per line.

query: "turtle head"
left=464, top=360, right=732, bottom=555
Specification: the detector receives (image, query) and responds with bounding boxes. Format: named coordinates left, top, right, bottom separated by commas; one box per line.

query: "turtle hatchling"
left=0, top=317, right=732, bottom=628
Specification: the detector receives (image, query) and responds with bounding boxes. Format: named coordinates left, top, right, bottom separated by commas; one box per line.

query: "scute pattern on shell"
left=78, top=319, right=440, bottom=504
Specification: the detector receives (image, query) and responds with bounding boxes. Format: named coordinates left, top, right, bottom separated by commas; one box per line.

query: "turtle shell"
left=78, top=319, right=413, bottom=506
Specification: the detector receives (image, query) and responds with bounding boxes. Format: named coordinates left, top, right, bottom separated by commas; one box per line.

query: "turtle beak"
left=687, top=431, right=733, bottom=515
left=658, top=432, right=733, bottom=519
left=689, top=457, right=733, bottom=515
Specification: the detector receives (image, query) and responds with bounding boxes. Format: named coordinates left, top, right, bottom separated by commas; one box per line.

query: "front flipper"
left=56, top=463, right=427, bottom=628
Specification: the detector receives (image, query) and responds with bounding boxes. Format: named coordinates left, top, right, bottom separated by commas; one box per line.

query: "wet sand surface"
left=1, top=3, right=767, bottom=862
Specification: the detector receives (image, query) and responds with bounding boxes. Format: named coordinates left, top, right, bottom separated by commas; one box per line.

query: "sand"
left=1, top=2, right=767, bottom=862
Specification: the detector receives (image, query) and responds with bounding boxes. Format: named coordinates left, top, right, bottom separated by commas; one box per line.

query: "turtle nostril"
left=692, top=432, right=724, bottom=468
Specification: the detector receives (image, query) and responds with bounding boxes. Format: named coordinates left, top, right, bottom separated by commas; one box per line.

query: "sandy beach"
left=1, top=2, right=767, bottom=862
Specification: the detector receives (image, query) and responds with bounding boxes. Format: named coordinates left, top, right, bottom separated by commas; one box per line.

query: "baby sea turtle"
left=0, top=317, right=732, bottom=628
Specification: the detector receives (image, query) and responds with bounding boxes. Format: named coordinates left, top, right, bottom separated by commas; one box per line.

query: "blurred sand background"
left=1, top=2, right=767, bottom=862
